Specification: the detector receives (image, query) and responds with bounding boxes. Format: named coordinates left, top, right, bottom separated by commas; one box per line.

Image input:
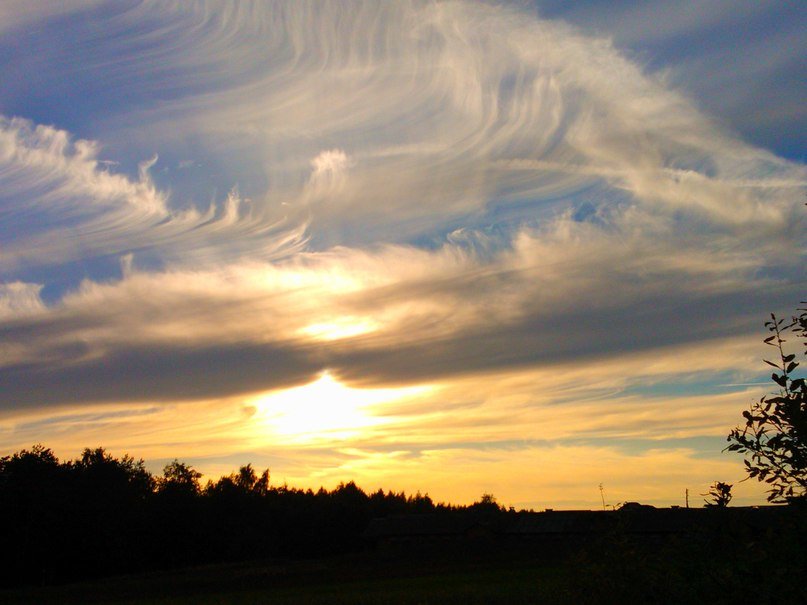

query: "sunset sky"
left=1, top=1, right=804, bottom=510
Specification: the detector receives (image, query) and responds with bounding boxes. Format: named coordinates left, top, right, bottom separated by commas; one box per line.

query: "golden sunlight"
left=298, top=317, right=379, bottom=341
left=250, top=371, right=434, bottom=443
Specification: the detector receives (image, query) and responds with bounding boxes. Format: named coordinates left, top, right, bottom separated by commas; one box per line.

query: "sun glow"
left=251, top=371, right=434, bottom=442
left=298, top=317, right=379, bottom=341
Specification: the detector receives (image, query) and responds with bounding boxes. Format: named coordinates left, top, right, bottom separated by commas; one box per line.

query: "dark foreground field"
left=5, top=532, right=806, bottom=605
left=4, top=507, right=806, bottom=605
left=0, top=552, right=571, bottom=605
left=6, top=525, right=807, bottom=605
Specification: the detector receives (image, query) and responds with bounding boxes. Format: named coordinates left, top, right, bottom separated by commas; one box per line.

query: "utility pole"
left=685, top=488, right=689, bottom=509
left=599, top=483, right=606, bottom=510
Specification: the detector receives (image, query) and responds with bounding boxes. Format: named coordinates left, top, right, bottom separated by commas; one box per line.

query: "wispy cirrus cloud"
left=0, top=117, right=307, bottom=273
left=537, top=0, right=806, bottom=158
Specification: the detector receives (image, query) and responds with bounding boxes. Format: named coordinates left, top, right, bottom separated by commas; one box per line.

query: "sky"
left=0, top=0, right=804, bottom=510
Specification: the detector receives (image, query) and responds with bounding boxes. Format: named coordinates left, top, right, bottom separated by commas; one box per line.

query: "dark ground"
left=4, top=529, right=805, bottom=605
left=0, top=551, right=572, bottom=605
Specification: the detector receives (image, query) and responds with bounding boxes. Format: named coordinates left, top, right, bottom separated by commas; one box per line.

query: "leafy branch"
left=726, top=306, right=807, bottom=503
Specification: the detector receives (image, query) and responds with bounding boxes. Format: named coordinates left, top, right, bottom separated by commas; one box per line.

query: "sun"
left=250, top=371, right=433, bottom=443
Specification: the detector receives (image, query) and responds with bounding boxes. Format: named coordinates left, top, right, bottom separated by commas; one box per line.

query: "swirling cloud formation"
left=0, top=0, right=803, bottom=507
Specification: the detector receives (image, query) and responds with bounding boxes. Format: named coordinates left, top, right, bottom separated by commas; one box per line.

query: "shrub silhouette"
left=727, top=305, right=807, bottom=502
left=702, top=481, right=733, bottom=507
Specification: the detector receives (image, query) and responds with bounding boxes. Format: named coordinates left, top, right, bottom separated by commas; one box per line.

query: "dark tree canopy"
left=73, top=446, right=154, bottom=497
left=158, top=459, right=202, bottom=497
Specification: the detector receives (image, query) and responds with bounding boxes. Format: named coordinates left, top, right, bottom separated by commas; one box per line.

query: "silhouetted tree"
left=408, top=491, right=435, bottom=513
left=158, top=459, right=202, bottom=496
left=470, top=492, right=501, bottom=512
left=726, top=306, right=807, bottom=502
left=205, top=463, right=270, bottom=497
left=0, top=445, right=70, bottom=584
left=73, top=446, right=154, bottom=497
left=0, top=443, right=61, bottom=487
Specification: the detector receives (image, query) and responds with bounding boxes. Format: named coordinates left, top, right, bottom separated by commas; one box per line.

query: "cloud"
left=5, top=2, right=803, bottom=246
left=0, top=1, right=804, bottom=506
left=0, top=282, right=45, bottom=319
left=309, top=150, right=352, bottom=186
left=50, top=1, right=796, bottom=239
left=0, top=209, right=800, bottom=409
left=304, top=149, right=354, bottom=205
left=0, top=116, right=307, bottom=272
left=541, top=1, right=806, bottom=158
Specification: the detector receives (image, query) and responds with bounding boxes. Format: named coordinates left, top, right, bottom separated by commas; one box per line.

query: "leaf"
left=764, top=360, right=780, bottom=369
left=786, top=361, right=798, bottom=374
left=783, top=354, right=796, bottom=363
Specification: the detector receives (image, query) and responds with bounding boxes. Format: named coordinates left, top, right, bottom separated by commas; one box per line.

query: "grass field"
left=0, top=551, right=574, bottom=605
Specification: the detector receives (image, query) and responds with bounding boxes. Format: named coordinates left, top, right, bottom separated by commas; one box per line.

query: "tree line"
left=0, top=446, right=470, bottom=587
